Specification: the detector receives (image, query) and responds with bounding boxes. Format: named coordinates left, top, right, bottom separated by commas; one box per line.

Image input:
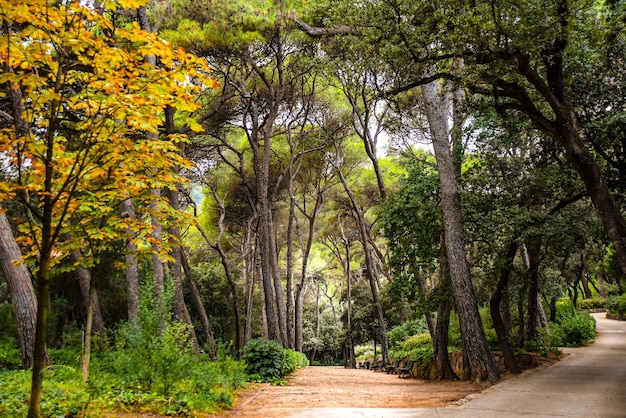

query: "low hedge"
left=577, top=298, right=606, bottom=310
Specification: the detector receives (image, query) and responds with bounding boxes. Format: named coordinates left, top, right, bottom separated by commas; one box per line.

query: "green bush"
left=389, top=333, right=434, bottom=369
left=555, top=297, right=577, bottom=322
left=387, top=318, right=429, bottom=348
left=242, top=339, right=308, bottom=383
left=577, top=298, right=606, bottom=310
left=0, top=340, right=21, bottom=370
left=547, top=300, right=596, bottom=348
left=551, top=312, right=596, bottom=347
left=606, top=294, right=626, bottom=315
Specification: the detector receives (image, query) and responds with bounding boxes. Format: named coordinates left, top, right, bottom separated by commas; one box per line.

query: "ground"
left=219, top=366, right=493, bottom=417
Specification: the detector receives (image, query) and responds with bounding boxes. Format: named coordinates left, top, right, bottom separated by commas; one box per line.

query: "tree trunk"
left=180, top=250, right=217, bottom=358
left=69, top=249, right=105, bottom=335
left=120, top=198, right=141, bottom=323
left=511, top=54, right=626, bottom=278
left=164, top=187, right=200, bottom=355
left=432, top=241, right=458, bottom=380
left=579, top=254, right=592, bottom=299
left=345, top=233, right=356, bottom=369
left=81, top=276, right=96, bottom=381
left=422, top=80, right=499, bottom=383
left=205, top=187, right=244, bottom=353
left=490, top=241, right=521, bottom=374
left=596, top=270, right=606, bottom=298
left=0, top=211, right=42, bottom=369
left=334, top=160, right=390, bottom=366
left=243, top=224, right=256, bottom=346
left=268, top=214, right=288, bottom=345
left=522, top=241, right=543, bottom=342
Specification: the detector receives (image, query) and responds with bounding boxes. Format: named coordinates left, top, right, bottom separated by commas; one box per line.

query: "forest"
left=1, top=0, right=625, bottom=416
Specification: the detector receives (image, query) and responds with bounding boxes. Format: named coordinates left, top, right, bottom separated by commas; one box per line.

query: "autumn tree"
left=0, top=1, right=211, bottom=415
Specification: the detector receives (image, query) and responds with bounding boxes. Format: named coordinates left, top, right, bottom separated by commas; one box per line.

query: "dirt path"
left=221, top=366, right=490, bottom=417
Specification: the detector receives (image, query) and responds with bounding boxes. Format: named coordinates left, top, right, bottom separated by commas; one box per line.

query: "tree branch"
left=291, top=16, right=358, bottom=38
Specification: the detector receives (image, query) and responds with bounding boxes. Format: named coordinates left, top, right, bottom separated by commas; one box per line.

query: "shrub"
left=548, top=301, right=596, bottom=348
left=577, top=298, right=606, bottom=310
left=552, top=312, right=596, bottom=347
left=387, top=318, right=429, bottom=348
left=0, top=340, right=21, bottom=370
left=606, top=294, right=626, bottom=315
left=389, top=333, right=434, bottom=370
left=242, top=339, right=308, bottom=383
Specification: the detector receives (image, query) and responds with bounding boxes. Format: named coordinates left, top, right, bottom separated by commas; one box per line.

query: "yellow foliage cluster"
left=0, top=0, right=215, bottom=267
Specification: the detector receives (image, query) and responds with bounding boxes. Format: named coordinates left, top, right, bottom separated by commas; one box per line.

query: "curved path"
left=291, top=313, right=626, bottom=418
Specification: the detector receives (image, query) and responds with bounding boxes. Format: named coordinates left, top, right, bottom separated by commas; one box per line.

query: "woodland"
left=0, top=0, right=625, bottom=417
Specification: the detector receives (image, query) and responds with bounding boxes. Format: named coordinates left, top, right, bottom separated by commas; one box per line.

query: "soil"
left=218, top=366, right=493, bottom=417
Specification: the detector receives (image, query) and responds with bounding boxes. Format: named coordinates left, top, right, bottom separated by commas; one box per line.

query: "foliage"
left=577, top=298, right=606, bottom=310
left=242, top=339, right=308, bottom=383
left=0, top=367, right=90, bottom=418
left=547, top=298, right=596, bottom=347
left=606, top=294, right=626, bottom=315
left=108, top=287, right=195, bottom=396
left=0, top=340, right=21, bottom=371
left=0, top=352, right=247, bottom=417
left=0, top=0, right=213, bottom=268
left=386, top=318, right=429, bottom=349
left=389, top=333, right=434, bottom=370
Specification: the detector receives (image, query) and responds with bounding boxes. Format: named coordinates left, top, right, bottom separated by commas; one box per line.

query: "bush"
left=389, top=333, right=434, bottom=370
left=555, top=297, right=576, bottom=320
left=548, top=299, right=596, bottom=348
left=387, top=318, right=429, bottom=349
left=577, top=298, right=606, bottom=310
left=242, top=339, right=308, bottom=383
left=0, top=340, right=21, bottom=370
left=606, top=294, right=626, bottom=315
left=551, top=312, right=596, bottom=347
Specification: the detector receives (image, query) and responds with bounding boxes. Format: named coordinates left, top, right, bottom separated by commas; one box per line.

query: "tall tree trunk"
left=579, top=254, right=592, bottom=299
left=344, top=228, right=356, bottom=368
left=0, top=211, right=43, bottom=369
left=269, top=214, right=288, bottom=345
left=69, top=249, right=105, bottom=335
left=81, top=276, right=96, bottom=381
left=596, top=270, right=606, bottom=298
left=522, top=241, right=543, bottom=342
left=120, top=198, right=141, bottom=323
left=334, top=161, right=390, bottom=366
left=285, top=192, right=296, bottom=349
left=433, top=241, right=458, bottom=380
left=205, top=188, right=243, bottom=353
left=180, top=250, right=217, bottom=358
left=422, top=80, right=499, bottom=383
left=490, top=241, right=521, bottom=374
left=509, top=53, right=626, bottom=277
left=243, top=221, right=256, bottom=346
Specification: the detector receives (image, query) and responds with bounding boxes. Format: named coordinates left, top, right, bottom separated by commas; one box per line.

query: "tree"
left=0, top=210, right=43, bottom=369
left=0, top=1, right=211, bottom=415
left=353, top=0, right=626, bottom=276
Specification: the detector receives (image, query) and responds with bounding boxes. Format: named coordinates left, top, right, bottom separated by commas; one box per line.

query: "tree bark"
left=422, top=80, right=499, bottom=383
left=180, top=250, right=217, bottom=358
left=0, top=211, right=42, bottom=369
left=81, top=276, right=96, bottom=381
left=334, top=160, right=390, bottom=366
left=69, top=249, right=105, bottom=335
left=204, top=187, right=243, bottom=353
left=522, top=241, right=543, bottom=341
left=490, top=241, right=521, bottom=374
left=120, top=198, right=141, bottom=323
left=432, top=240, right=458, bottom=380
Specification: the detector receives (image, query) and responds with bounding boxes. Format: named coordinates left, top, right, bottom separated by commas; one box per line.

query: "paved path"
left=290, top=313, right=626, bottom=418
